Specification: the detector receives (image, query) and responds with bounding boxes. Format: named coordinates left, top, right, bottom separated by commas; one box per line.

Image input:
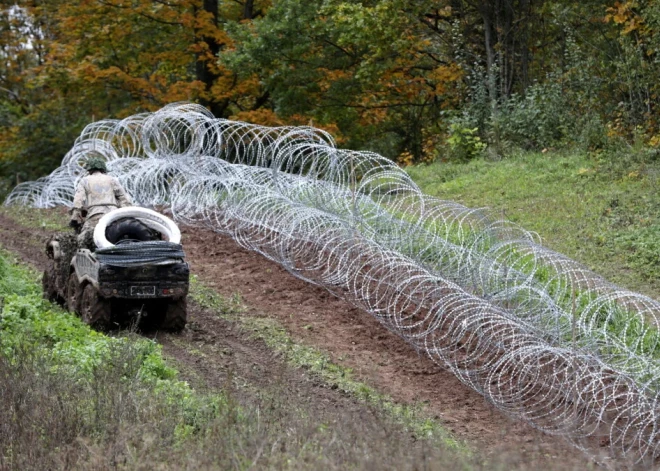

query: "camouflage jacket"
left=70, top=172, right=132, bottom=223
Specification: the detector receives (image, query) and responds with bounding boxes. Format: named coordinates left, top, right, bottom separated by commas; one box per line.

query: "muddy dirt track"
left=0, top=210, right=596, bottom=468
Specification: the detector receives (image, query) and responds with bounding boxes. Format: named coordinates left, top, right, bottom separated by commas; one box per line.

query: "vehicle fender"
left=70, top=250, right=101, bottom=289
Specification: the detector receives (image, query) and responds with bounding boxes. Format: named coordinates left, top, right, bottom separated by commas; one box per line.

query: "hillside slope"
left=408, top=150, right=660, bottom=299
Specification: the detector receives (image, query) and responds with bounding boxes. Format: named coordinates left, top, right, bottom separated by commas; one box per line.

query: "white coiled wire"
left=6, top=102, right=660, bottom=467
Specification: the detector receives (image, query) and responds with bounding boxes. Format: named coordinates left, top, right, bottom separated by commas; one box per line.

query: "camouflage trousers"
left=77, top=214, right=104, bottom=250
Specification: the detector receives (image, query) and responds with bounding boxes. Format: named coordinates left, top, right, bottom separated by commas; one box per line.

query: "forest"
left=0, top=0, right=658, bottom=191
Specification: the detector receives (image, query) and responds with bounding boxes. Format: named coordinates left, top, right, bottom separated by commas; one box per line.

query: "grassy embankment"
left=406, top=151, right=660, bottom=384
left=407, top=150, right=660, bottom=300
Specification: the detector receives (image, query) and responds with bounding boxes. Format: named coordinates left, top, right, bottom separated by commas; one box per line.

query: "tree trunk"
left=480, top=3, right=498, bottom=116
left=194, top=0, right=227, bottom=117
left=519, top=0, right=531, bottom=93
left=243, top=0, right=255, bottom=20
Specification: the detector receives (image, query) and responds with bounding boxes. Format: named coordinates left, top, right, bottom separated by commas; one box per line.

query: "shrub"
left=494, top=82, right=570, bottom=150
left=446, top=122, right=487, bottom=161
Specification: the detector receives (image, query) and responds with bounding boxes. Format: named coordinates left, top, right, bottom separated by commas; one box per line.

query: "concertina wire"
left=6, top=102, right=660, bottom=467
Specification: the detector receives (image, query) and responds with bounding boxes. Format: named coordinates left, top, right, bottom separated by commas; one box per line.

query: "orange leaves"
left=428, top=63, right=463, bottom=96
left=317, top=68, right=351, bottom=93
left=23, top=0, right=269, bottom=118
left=606, top=1, right=635, bottom=24
left=209, top=71, right=258, bottom=101
left=358, top=107, right=388, bottom=127
left=605, top=1, right=644, bottom=35
left=193, top=10, right=224, bottom=41
left=231, top=108, right=284, bottom=126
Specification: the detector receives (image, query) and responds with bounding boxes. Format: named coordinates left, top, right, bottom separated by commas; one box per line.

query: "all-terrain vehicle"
left=42, top=207, right=189, bottom=331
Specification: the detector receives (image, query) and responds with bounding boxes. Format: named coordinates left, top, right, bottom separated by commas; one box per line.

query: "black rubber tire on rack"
left=80, top=284, right=112, bottom=331
left=67, top=272, right=82, bottom=315
left=42, top=267, right=58, bottom=302
left=161, top=298, right=187, bottom=332
left=105, top=217, right=160, bottom=244
left=94, top=207, right=180, bottom=249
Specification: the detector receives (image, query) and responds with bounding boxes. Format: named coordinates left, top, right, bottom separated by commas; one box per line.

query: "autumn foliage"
left=1, top=0, right=660, bottom=189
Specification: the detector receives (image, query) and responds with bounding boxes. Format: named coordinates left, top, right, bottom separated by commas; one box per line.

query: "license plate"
left=131, top=285, right=156, bottom=296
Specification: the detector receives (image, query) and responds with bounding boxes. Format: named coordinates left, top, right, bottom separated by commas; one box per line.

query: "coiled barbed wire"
left=6, top=102, right=660, bottom=466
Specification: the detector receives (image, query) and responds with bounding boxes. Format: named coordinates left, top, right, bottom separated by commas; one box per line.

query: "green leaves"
left=224, top=0, right=460, bottom=161
left=446, top=123, right=486, bottom=161
left=0, top=252, right=176, bottom=382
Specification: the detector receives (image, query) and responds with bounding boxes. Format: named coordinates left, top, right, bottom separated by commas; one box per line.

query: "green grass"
left=1, top=205, right=69, bottom=231
left=406, top=151, right=660, bottom=384
left=0, top=248, right=219, bottom=406
left=407, top=150, right=660, bottom=299
left=0, top=250, right=232, bottom=468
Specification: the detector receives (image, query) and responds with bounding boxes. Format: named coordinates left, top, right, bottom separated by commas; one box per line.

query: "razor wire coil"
left=6, top=102, right=660, bottom=467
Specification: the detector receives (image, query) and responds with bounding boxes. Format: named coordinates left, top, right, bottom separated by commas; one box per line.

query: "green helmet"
left=85, top=157, right=107, bottom=173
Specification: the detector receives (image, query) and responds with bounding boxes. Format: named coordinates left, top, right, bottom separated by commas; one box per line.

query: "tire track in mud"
left=0, top=210, right=593, bottom=468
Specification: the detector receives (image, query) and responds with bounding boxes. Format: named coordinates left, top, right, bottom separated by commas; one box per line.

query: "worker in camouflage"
left=70, top=156, right=132, bottom=248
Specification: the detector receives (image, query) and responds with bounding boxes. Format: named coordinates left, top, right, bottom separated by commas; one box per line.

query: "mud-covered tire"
left=67, top=272, right=82, bottom=314
left=42, top=267, right=57, bottom=302
left=162, top=298, right=187, bottom=332
left=80, top=284, right=112, bottom=331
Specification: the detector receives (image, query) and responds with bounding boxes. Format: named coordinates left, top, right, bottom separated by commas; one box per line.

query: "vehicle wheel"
left=42, top=267, right=57, bottom=302
left=80, top=284, right=112, bottom=331
left=162, top=298, right=187, bottom=332
left=67, top=272, right=82, bottom=314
